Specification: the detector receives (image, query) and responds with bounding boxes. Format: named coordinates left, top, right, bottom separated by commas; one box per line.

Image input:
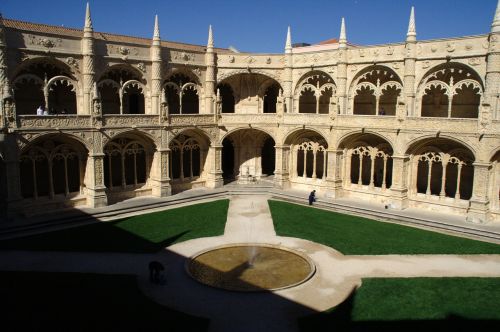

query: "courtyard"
left=1, top=193, right=500, bottom=331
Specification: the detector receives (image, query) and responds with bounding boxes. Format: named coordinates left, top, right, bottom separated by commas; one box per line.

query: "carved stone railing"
left=18, top=115, right=92, bottom=129
left=404, top=117, right=478, bottom=133
left=169, top=114, right=215, bottom=126
left=221, top=113, right=277, bottom=125
left=283, top=113, right=330, bottom=126
left=103, top=114, right=159, bottom=127
left=336, top=114, right=398, bottom=128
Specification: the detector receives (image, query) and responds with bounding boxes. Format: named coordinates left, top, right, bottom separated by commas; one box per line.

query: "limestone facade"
left=0, top=4, right=499, bottom=223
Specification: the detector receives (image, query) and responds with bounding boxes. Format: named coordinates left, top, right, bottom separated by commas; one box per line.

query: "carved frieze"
left=26, top=35, right=62, bottom=50
left=102, top=115, right=158, bottom=127
left=169, top=115, right=214, bottom=125
left=19, top=116, right=91, bottom=129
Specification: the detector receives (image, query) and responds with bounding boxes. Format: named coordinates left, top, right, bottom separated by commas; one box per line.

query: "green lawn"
left=269, top=200, right=500, bottom=255
left=299, top=277, right=500, bottom=332
left=0, top=200, right=229, bottom=253
left=0, top=271, right=209, bottom=331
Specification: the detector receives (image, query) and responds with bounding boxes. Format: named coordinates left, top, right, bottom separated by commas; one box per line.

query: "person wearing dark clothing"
left=309, top=190, right=316, bottom=205
left=149, top=261, right=164, bottom=284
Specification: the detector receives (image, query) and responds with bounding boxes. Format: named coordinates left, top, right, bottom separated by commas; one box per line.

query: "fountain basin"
left=186, top=243, right=316, bottom=292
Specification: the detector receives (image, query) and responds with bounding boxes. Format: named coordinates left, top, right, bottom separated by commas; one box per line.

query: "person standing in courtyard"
left=309, top=190, right=316, bottom=206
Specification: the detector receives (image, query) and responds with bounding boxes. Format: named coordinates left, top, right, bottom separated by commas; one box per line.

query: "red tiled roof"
left=2, top=18, right=230, bottom=52
left=316, top=38, right=339, bottom=45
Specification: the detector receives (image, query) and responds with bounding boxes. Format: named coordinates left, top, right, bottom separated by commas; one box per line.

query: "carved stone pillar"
left=389, top=154, right=409, bottom=209
left=325, top=148, right=343, bottom=198
left=85, top=153, right=107, bottom=208
left=82, top=3, right=95, bottom=116
left=206, top=144, right=223, bottom=188
left=151, top=148, right=171, bottom=197
left=274, top=144, right=290, bottom=189
left=467, top=161, right=491, bottom=223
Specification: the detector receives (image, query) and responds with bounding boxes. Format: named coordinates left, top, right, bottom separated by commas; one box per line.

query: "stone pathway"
left=1, top=194, right=500, bottom=332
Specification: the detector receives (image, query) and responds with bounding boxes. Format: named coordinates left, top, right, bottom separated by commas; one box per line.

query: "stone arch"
left=217, top=69, right=282, bottom=85
left=338, top=132, right=394, bottom=189
left=348, top=65, right=403, bottom=116
left=218, top=73, right=282, bottom=114
left=169, top=129, right=211, bottom=191
left=12, top=57, right=78, bottom=115
left=490, top=150, right=500, bottom=213
left=294, top=71, right=336, bottom=114
left=416, top=62, right=483, bottom=118
left=97, top=64, right=146, bottom=115
left=19, top=134, right=88, bottom=200
left=285, top=129, right=329, bottom=185
left=19, top=132, right=90, bottom=156
left=103, top=129, right=158, bottom=150
left=221, top=128, right=276, bottom=182
left=166, top=67, right=201, bottom=86
left=406, top=137, right=475, bottom=201
left=103, top=131, right=155, bottom=192
left=337, top=130, right=395, bottom=152
left=221, top=126, right=276, bottom=145
left=162, top=72, right=200, bottom=114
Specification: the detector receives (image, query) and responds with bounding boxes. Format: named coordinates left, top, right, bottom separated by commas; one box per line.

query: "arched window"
left=418, top=64, right=483, bottom=118
left=162, top=73, right=199, bottom=115
left=97, top=66, right=146, bottom=115
left=294, top=139, right=327, bottom=179
left=20, top=138, right=86, bottom=199
left=348, top=145, right=392, bottom=189
left=170, top=135, right=201, bottom=180
left=296, top=72, right=336, bottom=114
left=218, top=83, right=235, bottom=113
left=351, top=67, right=402, bottom=116
left=104, top=138, right=148, bottom=189
left=263, top=84, right=279, bottom=113
left=13, top=60, right=77, bottom=115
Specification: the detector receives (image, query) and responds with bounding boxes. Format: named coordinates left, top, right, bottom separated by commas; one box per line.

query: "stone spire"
left=84, top=2, right=93, bottom=32
left=407, top=6, right=416, bottom=42
left=492, top=0, right=500, bottom=33
left=153, top=14, right=160, bottom=42
left=285, top=26, right=292, bottom=54
left=207, top=25, right=214, bottom=49
left=339, top=18, right=347, bottom=48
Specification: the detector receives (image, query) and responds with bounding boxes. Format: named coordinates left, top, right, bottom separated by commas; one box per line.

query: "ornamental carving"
left=66, top=57, right=79, bottom=69
left=169, top=115, right=214, bottom=125
left=19, top=116, right=91, bottom=129
left=386, top=46, right=394, bottom=55
left=103, top=115, right=158, bottom=127
left=136, top=62, right=146, bottom=72
left=27, top=35, right=62, bottom=49
left=468, top=58, right=481, bottom=66
left=446, top=42, right=455, bottom=53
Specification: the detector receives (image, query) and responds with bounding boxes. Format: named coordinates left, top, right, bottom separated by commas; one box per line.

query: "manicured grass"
left=0, top=271, right=209, bottom=331
left=0, top=200, right=229, bottom=253
left=299, top=277, right=500, bottom=332
left=269, top=200, right=500, bottom=255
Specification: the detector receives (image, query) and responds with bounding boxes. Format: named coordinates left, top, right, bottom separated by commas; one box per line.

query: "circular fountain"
left=186, top=244, right=316, bottom=292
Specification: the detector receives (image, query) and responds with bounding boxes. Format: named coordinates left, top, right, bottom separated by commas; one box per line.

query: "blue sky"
left=1, top=0, right=498, bottom=53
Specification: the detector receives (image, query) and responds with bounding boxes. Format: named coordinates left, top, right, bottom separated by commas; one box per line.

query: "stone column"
left=390, top=154, right=410, bottom=209
left=467, top=161, right=491, bottom=223
left=337, top=18, right=348, bottom=114
left=325, top=148, right=344, bottom=198
left=151, top=148, right=172, bottom=197
left=274, top=144, right=290, bottom=189
left=206, top=144, right=223, bottom=188
left=85, top=153, right=108, bottom=208
left=284, top=27, right=293, bottom=113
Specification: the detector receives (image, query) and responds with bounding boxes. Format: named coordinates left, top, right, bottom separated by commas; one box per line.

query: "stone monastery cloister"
left=0, top=4, right=499, bottom=223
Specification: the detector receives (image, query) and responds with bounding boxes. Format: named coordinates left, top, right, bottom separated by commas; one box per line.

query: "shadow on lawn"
left=1, top=203, right=500, bottom=332
left=298, top=289, right=500, bottom=332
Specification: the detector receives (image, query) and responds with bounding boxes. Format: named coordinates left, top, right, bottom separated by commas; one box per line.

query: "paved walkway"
left=1, top=194, right=500, bottom=332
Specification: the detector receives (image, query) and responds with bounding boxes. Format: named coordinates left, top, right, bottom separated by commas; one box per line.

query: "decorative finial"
left=207, top=25, right=214, bottom=49
left=84, top=2, right=93, bottom=31
left=339, top=18, right=347, bottom=46
left=153, top=15, right=160, bottom=40
left=285, top=26, right=292, bottom=53
left=492, top=0, right=500, bottom=33
left=407, top=6, right=416, bottom=41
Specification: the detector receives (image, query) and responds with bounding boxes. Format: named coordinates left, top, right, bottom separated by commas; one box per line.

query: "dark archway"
left=261, top=137, right=275, bottom=175
left=222, top=138, right=235, bottom=183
